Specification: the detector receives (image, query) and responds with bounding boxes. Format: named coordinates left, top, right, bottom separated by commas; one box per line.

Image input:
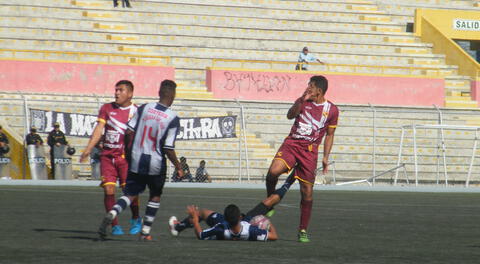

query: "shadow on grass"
left=34, top=228, right=97, bottom=235
left=33, top=228, right=140, bottom=242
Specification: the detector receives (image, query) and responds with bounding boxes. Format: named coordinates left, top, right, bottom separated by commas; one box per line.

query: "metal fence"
left=2, top=93, right=480, bottom=186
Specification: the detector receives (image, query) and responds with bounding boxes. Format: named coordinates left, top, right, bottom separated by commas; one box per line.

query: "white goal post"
left=394, top=124, right=480, bottom=187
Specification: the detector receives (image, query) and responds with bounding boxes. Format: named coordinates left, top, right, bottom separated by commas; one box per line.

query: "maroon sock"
left=299, top=199, right=313, bottom=231
left=130, top=197, right=140, bottom=219
left=104, top=194, right=118, bottom=226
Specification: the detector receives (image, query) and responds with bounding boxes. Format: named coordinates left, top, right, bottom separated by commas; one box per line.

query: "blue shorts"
left=124, top=170, right=166, bottom=197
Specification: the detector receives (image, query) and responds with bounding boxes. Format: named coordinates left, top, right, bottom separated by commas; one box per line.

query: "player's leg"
left=139, top=168, right=167, bottom=240
left=295, top=147, right=317, bottom=242
left=99, top=156, right=123, bottom=234
left=117, top=158, right=141, bottom=235
left=246, top=169, right=296, bottom=218
left=298, top=180, right=313, bottom=243
left=170, top=207, right=214, bottom=236
left=265, top=159, right=289, bottom=196
left=98, top=171, right=146, bottom=240
left=266, top=142, right=296, bottom=196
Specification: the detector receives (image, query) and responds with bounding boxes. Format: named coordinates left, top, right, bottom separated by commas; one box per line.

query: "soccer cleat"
left=138, top=233, right=153, bottom=242
left=265, top=209, right=275, bottom=218
left=112, top=225, right=125, bottom=235
left=129, top=218, right=142, bottom=235
left=168, top=216, right=179, bottom=237
left=298, top=229, right=310, bottom=243
left=98, top=212, right=114, bottom=240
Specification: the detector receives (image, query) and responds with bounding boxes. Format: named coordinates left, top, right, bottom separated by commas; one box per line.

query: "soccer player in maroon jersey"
left=80, top=80, right=141, bottom=236
left=251, top=75, right=338, bottom=242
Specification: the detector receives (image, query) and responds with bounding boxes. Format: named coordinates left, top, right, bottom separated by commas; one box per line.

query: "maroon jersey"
left=97, top=102, right=137, bottom=157
left=287, top=99, right=339, bottom=145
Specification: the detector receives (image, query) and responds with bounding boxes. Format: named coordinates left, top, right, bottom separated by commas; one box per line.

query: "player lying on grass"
left=167, top=178, right=296, bottom=241
left=169, top=204, right=277, bottom=241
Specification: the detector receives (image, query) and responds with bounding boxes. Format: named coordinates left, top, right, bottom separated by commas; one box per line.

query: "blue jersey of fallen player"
left=199, top=213, right=268, bottom=241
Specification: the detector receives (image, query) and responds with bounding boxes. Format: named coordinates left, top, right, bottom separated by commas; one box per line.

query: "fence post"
left=433, top=104, right=444, bottom=185
left=238, top=102, right=250, bottom=182
left=22, top=95, right=29, bottom=179
left=369, top=103, right=376, bottom=184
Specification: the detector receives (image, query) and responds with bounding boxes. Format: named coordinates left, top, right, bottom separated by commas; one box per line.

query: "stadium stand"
left=1, top=0, right=480, bottom=184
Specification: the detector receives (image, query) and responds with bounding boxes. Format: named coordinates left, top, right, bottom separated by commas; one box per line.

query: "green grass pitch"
left=0, top=186, right=479, bottom=264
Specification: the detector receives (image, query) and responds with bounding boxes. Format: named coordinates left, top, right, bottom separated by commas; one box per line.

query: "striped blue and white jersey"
left=200, top=216, right=268, bottom=241
left=127, top=102, right=180, bottom=175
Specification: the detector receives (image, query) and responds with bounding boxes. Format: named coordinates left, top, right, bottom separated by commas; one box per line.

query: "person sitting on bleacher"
left=172, top=156, right=193, bottom=182
left=195, top=160, right=212, bottom=183
left=113, top=0, right=131, bottom=8
left=296, top=46, right=325, bottom=71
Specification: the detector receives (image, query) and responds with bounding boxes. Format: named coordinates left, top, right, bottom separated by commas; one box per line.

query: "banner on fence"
left=30, top=108, right=237, bottom=140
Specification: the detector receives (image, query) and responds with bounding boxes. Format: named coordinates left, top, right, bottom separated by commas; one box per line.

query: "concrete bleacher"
left=2, top=0, right=480, bottom=184
left=3, top=92, right=480, bottom=184
left=1, top=0, right=476, bottom=106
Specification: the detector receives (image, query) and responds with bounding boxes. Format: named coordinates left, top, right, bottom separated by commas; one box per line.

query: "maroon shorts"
left=274, top=139, right=318, bottom=184
left=100, top=155, right=128, bottom=188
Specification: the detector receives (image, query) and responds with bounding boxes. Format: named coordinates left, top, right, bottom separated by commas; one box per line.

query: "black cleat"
left=98, top=212, right=114, bottom=240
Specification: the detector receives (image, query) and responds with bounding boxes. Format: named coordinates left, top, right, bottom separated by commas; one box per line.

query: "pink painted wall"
left=471, top=80, right=480, bottom=107
left=207, top=68, right=445, bottom=106
left=0, top=60, right=174, bottom=96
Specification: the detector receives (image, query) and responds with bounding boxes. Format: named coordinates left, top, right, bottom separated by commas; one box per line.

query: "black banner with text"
left=30, top=108, right=236, bottom=140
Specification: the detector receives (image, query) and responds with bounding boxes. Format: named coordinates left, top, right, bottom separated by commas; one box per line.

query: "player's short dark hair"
left=115, top=80, right=134, bottom=92
left=224, top=204, right=241, bottom=227
left=159, top=80, right=177, bottom=99
left=310, top=75, right=328, bottom=95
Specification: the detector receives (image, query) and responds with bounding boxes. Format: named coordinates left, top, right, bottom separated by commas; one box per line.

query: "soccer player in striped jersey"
left=169, top=204, right=278, bottom=241
left=80, top=80, right=141, bottom=236
left=98, top=80, right=184, bottom=241
left=261, top=75, right=339, bottom=242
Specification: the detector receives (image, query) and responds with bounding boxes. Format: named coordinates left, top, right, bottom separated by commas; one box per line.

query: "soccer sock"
left=174, top=217, right=193, bottom=232
left=266, top=174, right=277, bottom=197
left=104, top=194, right=118, bottom=226
left=130, top=196, right=140, bottom=219
left=245, top=202, right=270, bottom=218
left=141, top=201, right=160, bottom=235
left=273, top=180, right=293, bottom=200
left=299, top=199, right=313, bottom=231
left=110, top=196, right=131, bottom=220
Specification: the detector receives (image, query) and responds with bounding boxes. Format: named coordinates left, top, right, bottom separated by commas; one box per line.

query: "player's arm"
left=163, top=116, right=184, bottom=177
left=287, top=97, right=304, bottom=120
left=322, top=126, right=336, bottom=174
left=187, top=205, right=203, bottom=239
left=287, top=88, right=313, bottom=119
left=164, top=149, right=184, bottom=178
left=79, top=121, right=105, bottom=162
left=267, top=222, right=278, bottom=241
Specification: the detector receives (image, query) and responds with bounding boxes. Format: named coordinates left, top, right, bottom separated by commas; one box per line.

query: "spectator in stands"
left=47, top=122, right=69, bottom=178
left=172, top=156, right=193, bottom=182
left=195, top=160, right=211, bottom=183
left=113, top=0, right=131, bottom=8
left=296, top=47, right=325, bottom=71
left=0, top=125, right=9, bottom=156
left=26, top=126, right=43, bottom=146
